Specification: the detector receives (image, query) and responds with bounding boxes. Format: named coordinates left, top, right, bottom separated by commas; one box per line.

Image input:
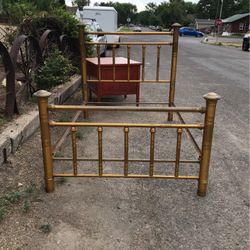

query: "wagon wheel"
left=39, top=29, right=60, bottom=59
left=0, top=41, right=17, bottom=117
left=10, top=35, right=42, bottom=103
left=59, top=34, right=73, bottom=60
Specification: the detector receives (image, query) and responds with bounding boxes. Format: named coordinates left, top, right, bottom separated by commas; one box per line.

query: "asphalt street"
left=41, top=34, right=249, bottom=249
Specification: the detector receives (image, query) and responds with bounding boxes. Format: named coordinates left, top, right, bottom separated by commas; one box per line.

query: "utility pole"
left=219, top=0, right=223, bottom=19
left=216, top=0, right=223, bottom=43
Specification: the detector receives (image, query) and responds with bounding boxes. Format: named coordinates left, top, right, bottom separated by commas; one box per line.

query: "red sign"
left=216, top=19, right=223, bottom=26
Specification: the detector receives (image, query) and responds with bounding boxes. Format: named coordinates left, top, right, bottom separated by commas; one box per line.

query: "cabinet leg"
left=136, top=94, right=139, bottom=107
left=89, top=90, right=92, bottom=101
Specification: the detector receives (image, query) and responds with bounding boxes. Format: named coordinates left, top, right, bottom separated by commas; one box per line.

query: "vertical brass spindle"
left=198, top=93, right=220, bottom=197
left=156, top=45, right=161, bottom=81
left=97, top=45, right=101, bottom=81
left=149, top=128, right=156, bottom=177
left=124, top=127, right=129, bottom=176
left=112, top=45, right=116, bottom=81
left=79, top=25, right=84, bottom=101
left=168, top=23, right=181, bottom=121
left=79, top=25, right=88, bottom=118
left=34, top=90, right=54, bottom=192
left=127, top=45, right=131, bottom=81
left=71, top=127, right=78, bottom=176
left=97, top=127, right=103, bottom=176
left=142, top=45, right=146, bottom=82
left=175, top=128, right=182, bottom=177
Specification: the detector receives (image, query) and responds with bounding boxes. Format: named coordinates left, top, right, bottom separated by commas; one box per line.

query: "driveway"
left=0, top=32, right=249, bottom=250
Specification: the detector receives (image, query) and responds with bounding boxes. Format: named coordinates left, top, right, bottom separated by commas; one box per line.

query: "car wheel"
left=179, top=33, right=183, bottom=37
left=116, top=37, right=121, bottom=48
left=242, top=40, right=249, bottom=51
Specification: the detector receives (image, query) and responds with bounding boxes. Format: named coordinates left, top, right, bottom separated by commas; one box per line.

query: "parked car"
left=179, top=27, right=204, bottom=37
left=133, top=27, right=142, bottom=32
left=156, top=26, right=162, bottom=31
left=82, top=18, right=107, bottom=56
left=242, top=31, right=250, bottom=51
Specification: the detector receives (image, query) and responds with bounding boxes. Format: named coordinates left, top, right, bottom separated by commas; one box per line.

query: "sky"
left=66, top=0, right=199, bottom=12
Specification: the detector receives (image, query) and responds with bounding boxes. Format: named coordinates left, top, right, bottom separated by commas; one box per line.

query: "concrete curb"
left=0, top=75, right=81, bottom=165
left=201, top=37, right=242, bottom=48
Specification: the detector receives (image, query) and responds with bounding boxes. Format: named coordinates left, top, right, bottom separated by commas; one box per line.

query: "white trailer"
left=76, top=6, right=120, bottom=44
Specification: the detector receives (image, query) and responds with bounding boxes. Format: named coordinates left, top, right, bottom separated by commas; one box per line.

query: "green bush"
left=5, top=1, right=36, bottom=25
left=34, top=48, right=78, bottom=90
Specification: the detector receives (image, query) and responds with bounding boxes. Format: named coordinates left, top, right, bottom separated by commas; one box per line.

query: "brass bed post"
left=34, top=90, right=54, bottom=192
left=79, top=25, right=88, bottom=118
left=168, top=23, right=180, bottom=121
left=198, top=92, right=220, bottom=196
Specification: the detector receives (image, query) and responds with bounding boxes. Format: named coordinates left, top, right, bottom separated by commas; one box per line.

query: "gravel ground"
left=0, top=31, right=249, bottom=249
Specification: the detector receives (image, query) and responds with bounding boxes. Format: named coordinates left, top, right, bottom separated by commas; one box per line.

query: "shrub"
left=5, top=1, right=36, bottom=25
left=34, top=48, right=78, bottom=90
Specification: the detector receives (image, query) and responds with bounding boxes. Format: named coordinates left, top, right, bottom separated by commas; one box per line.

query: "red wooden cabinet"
left=86, top=57, right=141, bottom=103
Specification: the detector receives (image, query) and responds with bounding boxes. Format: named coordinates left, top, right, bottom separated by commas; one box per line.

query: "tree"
left=195, top=0, right=246, bottom=19
left=72, top=0, right=89, bottom=8
left=234, top=0, right=250, bottom=14
left=185, top=1, right=197, bottom=14
left=145, top=2, right=157, bottom=12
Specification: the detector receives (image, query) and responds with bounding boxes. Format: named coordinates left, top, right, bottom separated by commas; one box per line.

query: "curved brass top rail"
left=85, top=31, right=173, bottom=36
left=49, top=121, right=204, bottom=129
left=85, top=41, right=173, bottom=45
left=48, top=104, right=206, bottom=113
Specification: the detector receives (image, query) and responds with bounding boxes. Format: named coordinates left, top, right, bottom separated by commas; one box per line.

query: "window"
left=239, top=23, right=244, bottom=31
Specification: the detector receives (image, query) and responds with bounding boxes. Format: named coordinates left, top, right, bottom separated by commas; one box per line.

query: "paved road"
left=44, top=35, right=249, bottom=249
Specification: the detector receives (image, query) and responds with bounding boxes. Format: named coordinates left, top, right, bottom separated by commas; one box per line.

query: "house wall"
left=223, top=16, right=249, bottom=33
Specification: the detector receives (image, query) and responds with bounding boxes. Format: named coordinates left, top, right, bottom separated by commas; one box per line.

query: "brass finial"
left=33, top=90, right=52, bottom=98
left=203, top=92, right=221, bottom=100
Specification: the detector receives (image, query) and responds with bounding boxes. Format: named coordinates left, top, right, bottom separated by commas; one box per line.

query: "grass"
left=76, top=130, right=83, bottom=140
left=58, top=116, right=72, bottom=122
left=55, top=177, right=67, bottom=185
left=39, top=223, right=52, bottom=234
left=0, top=185, right=37, bottom=222
left=0, top=207, right=6, bottom=221
left=54, top=151, right=64, bottom=157
left=22, top=200, right=30, bottom=213
left=119, top=26, right=132, bottom=32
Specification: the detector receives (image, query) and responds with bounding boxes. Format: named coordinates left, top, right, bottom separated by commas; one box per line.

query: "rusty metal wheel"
left=0, top=41, right=17, bottom=117
left=59, top=34, right=73, bottom=60
left=10, top=35, right=42, bottom=103
left=39, top=29, right=60, bottom=59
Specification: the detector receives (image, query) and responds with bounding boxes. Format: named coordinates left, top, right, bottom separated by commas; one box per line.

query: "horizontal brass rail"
left=86, top=79, right=171, bottom=83
left=53, top=157, right=200, bottom=164
left=86, top=101, right=170, bottom=105
left=49, top=121, right=204, bottom=129
left=85, top=41, right=173, bottom=46
left=85, top=31, right=173, bottom=36
left=53, top=173, right=199, bottom=180
left=48, top=104, right=206, bottom=113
